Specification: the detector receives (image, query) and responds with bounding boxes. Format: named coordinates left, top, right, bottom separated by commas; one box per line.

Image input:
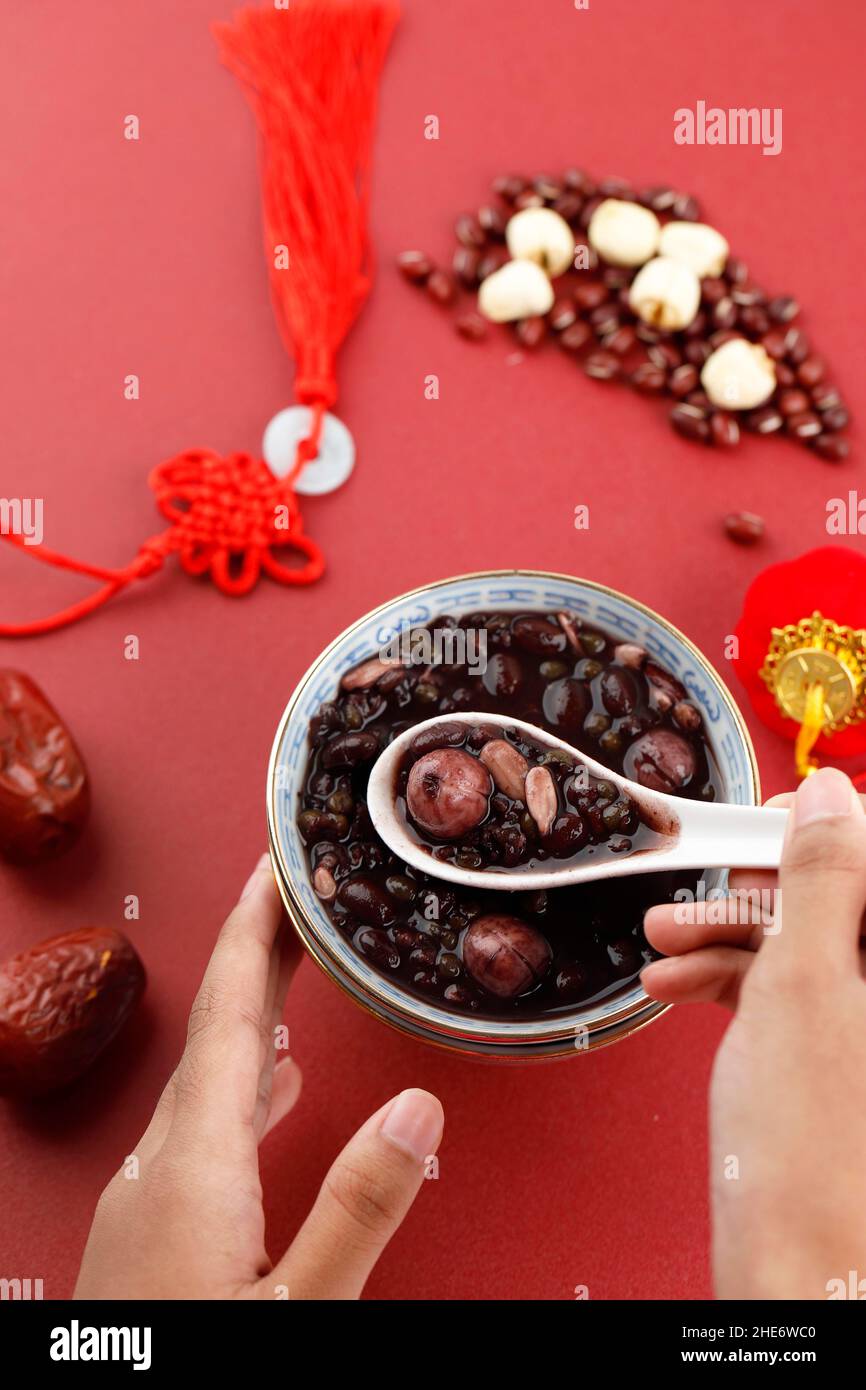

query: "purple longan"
left=462, top=915, right=552, bottom=998
left=406, top=748, right=492, bottom=840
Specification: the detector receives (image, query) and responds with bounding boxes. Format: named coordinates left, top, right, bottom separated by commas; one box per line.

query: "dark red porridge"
left=297, top=609, right=721, bottom=1017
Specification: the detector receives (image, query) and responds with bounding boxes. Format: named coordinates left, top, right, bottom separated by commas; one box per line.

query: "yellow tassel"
left=794, top=682, right=827, bottom=779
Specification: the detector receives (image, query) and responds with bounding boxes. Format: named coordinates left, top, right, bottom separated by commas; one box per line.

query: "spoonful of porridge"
left=367, top=712, right=787, bottom=892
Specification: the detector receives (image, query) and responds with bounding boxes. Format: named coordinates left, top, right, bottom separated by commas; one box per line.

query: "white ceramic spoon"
left=367, top=711, right=786, bottom=892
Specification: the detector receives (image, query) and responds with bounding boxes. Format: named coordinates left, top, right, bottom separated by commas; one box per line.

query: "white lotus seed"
left=628, top=255, right=701, bottom=331
left=587, top=198, right=660, bottom=267
left=701, top=338, right=777, bottom=410
left=658, top=221, right=729, bottom=279
left=505, top=207, right=575, bottom=278
left=477, top=259, right=555, bottom=323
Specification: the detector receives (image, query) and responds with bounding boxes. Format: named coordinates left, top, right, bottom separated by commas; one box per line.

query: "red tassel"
left=0, top=0, right=398, bottom=636
left=214, top=0, right=400, bottom=432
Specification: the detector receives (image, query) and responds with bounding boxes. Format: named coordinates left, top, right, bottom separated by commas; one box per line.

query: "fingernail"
left=240, top=852, right=272, bottom=901
left=794, top=767, right=856, bottom=827
left=380, top=1088, right=443, bottom=1164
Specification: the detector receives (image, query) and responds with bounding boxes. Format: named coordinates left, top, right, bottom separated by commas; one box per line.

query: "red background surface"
left=1, top=0, right=864, bottom=1301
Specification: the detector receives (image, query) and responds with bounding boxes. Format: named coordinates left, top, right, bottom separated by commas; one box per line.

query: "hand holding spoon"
left=367, top=712, right=786, bottom=892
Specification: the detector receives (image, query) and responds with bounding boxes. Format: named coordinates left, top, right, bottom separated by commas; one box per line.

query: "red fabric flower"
left=733, top=545, right=866, bottom=758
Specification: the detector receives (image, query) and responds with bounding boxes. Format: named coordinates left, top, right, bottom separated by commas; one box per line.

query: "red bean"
left=590, top=304, right=621, bottom=336
left=812, top=385, right=843, bottom=412
left=643, top=669, right=684, bottom=716
left=477, top=249, right=508, bottom=280
left=410, top=722, right=465, bottom=756
left=631, top=362, right=666, bottom=392
left=778, top=388, right=810, bottom=416
left=426, top=269, right=456, bottom=304
left=584, top=350, right=620, bottom=381
left=543, top=812, right=589, bottom=857
left=397, top=250, right=434, bottom=283
left=601, top=667, right=638, bottom=716
left=533, top=172, right=564, bottom=200
left=642, top=186, right=677, bottom=210
left=573, top=281, right=609, bottom=312
left=515, top=316, right=546, bottom=349
left=671, top=403, right=711, bottom=442
left=483, top=653, right=523, bottom=699
left=745, top=406, right=784, bottom=434
left=455, top=214, right=485, bottom=248
left=297, top=810, right=349, bottom=845
left=492, top=174, right=526, bottom=201
left=760, top=328, right=789, bottom=360
left=549, top=297, right=577, bottom=331
left=338, top=878, right=398, bottom=927
left=649, top=341, right=682, bottom=371
left=478, top=204, right=507, bottom=237
left=605, top=325, right=638, bottom=355
left=564, top=167, right=594, bottom=193
left=673, top=193, right=700, bottom=220
left=455, top=311, right=487, bottom=340
left=783, top=327, right=810, bottom=364
left=512, top=616, right=567, bottom=656
left=710, top=412, right=740, bottom=447
left=797, top=356, right=825, bottom=388
left=543, top=677, right=591, bottom=730
left=558, top=320, right=592, bottom=352
left=579, top=195, right=604, bottom=228
left=729, top=286, right=762, bottom=311
left=821, top=406, right=849, bottom=432
left=355, top=927, right=400, bottom=968
left=322, top=731, right=379, bottom=769
left=669, top=364, right=699, bottom=398
left=786, top=410, right=822, bottom=439
left=701, top=278, right=728, bottom=305
left=673, top=701, right=703, bottom=732
left=813, top=434, right=850, bottom=461
left=739, top=306, right=770, bottom=336
left=713, top=298, right=738, bottom=330
left=768, top=296, right=799, bottom=322
left=724, top=511, right=764, bottom=544
left=552, top=193, right=584, bottom=223
left=452, top=246, right=480, bottom=287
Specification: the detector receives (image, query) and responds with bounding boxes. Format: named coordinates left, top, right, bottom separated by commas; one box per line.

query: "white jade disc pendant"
left=262, top=407, right=355, bottom=495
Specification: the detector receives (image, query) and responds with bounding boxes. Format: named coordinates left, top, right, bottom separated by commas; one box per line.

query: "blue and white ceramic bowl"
left=267, top=571, right=760, bottom=1060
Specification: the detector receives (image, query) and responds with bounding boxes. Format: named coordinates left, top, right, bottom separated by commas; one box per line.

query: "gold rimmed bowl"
left=267, top=570, right=760, bottom=1061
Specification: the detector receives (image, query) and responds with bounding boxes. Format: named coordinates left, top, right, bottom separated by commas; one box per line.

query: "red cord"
left=0, top=434, right=324, bottom=637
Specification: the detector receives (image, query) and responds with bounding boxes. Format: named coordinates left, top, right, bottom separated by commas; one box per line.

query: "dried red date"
left=0, top=672, right=90, bottom=863
left=0, top=927, right=145, bottom=1094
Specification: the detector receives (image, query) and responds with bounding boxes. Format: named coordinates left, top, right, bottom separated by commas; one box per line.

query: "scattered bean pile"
left=399, top=723, right=653, bottom=870
left=399, top=170, right=851, bottom=464
left=297, top=610, right=719, bottom=1017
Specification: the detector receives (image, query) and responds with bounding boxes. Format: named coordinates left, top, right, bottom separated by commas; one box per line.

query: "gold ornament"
left=760, top=612, right=866, bottom=777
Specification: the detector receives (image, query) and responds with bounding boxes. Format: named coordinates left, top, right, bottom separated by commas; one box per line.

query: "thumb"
left=769, top=768, right=866, bottom=975
left=263, top=1088, right=444, bottom=1300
